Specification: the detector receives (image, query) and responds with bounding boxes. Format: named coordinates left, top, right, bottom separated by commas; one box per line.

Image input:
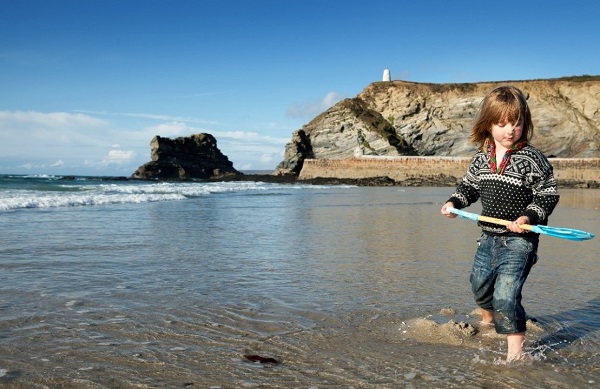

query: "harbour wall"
left=298, top=157, right=600, bottom=183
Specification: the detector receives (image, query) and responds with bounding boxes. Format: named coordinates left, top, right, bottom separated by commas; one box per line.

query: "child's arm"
left=445, top=152, right=484, bottom=210
left=524, top=152, right=560, bottom=225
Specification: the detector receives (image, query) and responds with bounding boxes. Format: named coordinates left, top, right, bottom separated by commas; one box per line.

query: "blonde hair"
left=470, top=86, right=534, bottom=150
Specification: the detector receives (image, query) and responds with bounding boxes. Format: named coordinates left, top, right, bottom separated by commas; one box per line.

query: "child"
left=440, top=85, right=560, bottom=362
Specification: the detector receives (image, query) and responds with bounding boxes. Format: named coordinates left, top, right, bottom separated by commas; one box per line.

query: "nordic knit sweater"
left=447, top=145, right=560, bottom=236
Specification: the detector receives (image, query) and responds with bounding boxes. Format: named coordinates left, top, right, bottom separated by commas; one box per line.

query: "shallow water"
left=0, top=177, right=598, bottom=388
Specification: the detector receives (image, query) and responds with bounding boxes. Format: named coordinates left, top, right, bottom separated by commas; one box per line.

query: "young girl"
left=440, top=85, right=560, bottom=362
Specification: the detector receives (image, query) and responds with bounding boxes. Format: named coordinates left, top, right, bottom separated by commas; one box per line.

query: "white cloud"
left=143, top=121, right=196, bottom=138
left=216, top=130, right=260, bottom=139
left=0, top=110, right=142, bottom=174
left=104, top=149, right=137, bottom=165
left=0, top=110, right=105, bottom=127
left=322, top=91, right=343, bottom=107
left=286, top=91, right=345, bottom=118
left=0, top=109, right=291, bottom=175
left=50, top=160, right=65, bottom=167
left=107, top=149, right=135, bottom=160
left=0, top=110, right=110, bottom=158
left=260, top=154, right=275, bottom=164
left=85, top=148, right=137, bottom=168
left=211, top=130, right=289, bottom=145
left=75, top=110, right=218, bottom=125
left=18, top=163, right=34, bottom=170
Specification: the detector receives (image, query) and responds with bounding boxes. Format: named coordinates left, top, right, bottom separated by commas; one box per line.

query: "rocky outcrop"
left=275, top=77, right=600, bottom=176
left=131, top=133, right=240, bottom=180
left=273, top=128, right=314, bottom=176
left=276, top=98, right=417, bottom=175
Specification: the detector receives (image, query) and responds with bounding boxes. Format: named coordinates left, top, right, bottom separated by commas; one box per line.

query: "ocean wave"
left=0, top=179, right=325, bottom=211
left=0, top=192, right=187, bottom=211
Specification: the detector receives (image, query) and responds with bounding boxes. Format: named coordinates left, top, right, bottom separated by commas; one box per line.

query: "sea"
left=0, top=174, right=598, bottom=388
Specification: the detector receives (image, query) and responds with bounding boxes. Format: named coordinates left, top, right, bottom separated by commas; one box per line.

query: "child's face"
left=491, top=119, right=523, bottom=149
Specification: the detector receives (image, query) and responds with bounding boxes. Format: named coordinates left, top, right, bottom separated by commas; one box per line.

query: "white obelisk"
left=382, top=68, right=391, bottom=81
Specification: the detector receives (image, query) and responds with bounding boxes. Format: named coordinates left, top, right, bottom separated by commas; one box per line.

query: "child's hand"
left=441, top=202, right=457, bottom=218
left=507, top=216, right=530, bottom=233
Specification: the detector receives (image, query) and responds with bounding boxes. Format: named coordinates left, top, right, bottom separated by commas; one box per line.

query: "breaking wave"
left=0, top=175, right=321, bottom=212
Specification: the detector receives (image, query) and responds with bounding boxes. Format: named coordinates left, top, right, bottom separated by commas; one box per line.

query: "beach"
left=0, top=175, right=598, bottom=388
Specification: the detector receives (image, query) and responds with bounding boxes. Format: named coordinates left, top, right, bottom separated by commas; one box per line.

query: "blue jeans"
left=470, top=233, right=538, bottom=334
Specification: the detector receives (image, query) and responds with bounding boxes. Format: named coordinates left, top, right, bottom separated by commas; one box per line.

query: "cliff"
left=131, top=133, right=240, bottom=180
left=274, top=77, right=600, bottom=176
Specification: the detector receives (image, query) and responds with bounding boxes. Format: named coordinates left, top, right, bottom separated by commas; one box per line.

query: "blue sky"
left=1, top=0, right=599, bottom=176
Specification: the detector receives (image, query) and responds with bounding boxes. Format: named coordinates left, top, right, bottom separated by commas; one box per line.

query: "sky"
left=1, top=0, right=599, bottom=176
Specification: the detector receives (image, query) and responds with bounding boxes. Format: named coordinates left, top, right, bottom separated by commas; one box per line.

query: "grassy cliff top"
left=367, top=74, right=600, bottom=94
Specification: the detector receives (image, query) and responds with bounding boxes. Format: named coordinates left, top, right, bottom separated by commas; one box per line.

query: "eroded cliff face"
left=275, top=78, right=600, bottom=175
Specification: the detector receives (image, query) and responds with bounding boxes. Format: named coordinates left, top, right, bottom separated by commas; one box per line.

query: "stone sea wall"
left=298, top=157, right=600, bottom=184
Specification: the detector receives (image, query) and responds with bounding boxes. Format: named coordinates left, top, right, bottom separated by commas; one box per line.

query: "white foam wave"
left=0, top=192, right=186, bottom=211
left=0, top=180, right=321, bottom=211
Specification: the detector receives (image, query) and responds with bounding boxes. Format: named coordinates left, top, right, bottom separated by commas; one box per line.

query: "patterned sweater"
left=448, top=145, right=560, bottom=236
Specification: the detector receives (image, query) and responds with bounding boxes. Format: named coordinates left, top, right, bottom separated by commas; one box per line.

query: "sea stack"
left=131, top=133, right=240, bottom=180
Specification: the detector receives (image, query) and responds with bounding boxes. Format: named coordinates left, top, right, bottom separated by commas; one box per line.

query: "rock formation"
left=276, top=98, right=418, bottom=175
left=131, top=133, right=240, bottom=180
left=274, top=77, right=600, bottom=176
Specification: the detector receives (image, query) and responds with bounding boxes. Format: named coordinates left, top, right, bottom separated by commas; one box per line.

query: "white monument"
left=382, top=68, right=391, bottom=81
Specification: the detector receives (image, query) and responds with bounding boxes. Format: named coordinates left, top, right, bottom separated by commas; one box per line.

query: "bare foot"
left=506, top=351, right=528, bottom=363
left=506, top=333, right=525, bottom=362
left=479, top=308, right=495, bottom=327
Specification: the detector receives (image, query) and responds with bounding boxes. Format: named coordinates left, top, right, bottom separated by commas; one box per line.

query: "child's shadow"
left=532, top=296, right=600, bottom=352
